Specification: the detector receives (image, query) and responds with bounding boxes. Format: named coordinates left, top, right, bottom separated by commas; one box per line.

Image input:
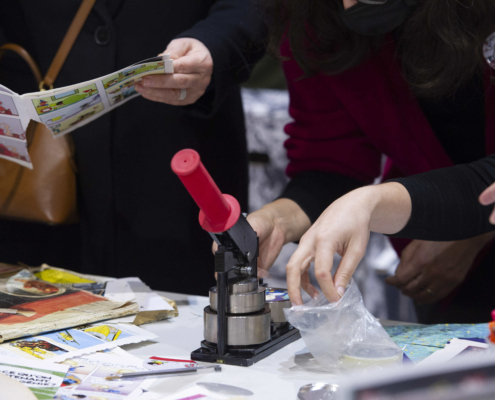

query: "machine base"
left=191, top=325, right=301, bottom=367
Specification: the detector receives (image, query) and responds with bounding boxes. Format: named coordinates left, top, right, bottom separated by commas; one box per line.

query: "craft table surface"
left=122, top=291, right=415, bottom=400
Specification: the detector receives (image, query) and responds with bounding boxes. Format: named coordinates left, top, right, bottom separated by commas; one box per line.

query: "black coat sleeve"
left=280, top=171, right=366, bottom=224
left=174, top=0, right=266, bottom=117
left=389, top=154, right=495, bottom=241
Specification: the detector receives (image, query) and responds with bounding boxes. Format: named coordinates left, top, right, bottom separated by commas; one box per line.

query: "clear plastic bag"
left=285, top=279, right=402, bottom=372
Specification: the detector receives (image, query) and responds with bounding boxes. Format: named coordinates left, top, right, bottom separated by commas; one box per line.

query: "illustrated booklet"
left=0, top=54, right=173, bottom=168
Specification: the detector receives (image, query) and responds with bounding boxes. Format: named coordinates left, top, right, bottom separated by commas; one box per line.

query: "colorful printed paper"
left=55, top=353, right=156, bottom=399
left=0, top=322, right=157, bottom=362
left=0, top=54, right=173, bottom=168
left=0, top=269, right=138, bottom=343
left=0, top=357, right=69, bottom=400
left=384, top=324, right=489, bottom=363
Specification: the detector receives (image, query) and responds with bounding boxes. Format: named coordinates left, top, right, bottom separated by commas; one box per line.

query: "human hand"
left=479, top=181, right=495, bottom=224
left=286, top=190, right=372, bottom=305
left=134, top=38, right=213, bottom=105
left=386, top=233, right=495, bottom=304
left=285, top=182, right=411, bottom=305
left=211, top=199, right=311, bottom=279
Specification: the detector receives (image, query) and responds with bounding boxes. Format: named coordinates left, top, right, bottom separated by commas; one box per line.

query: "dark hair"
left=266, top=0, right=495, bottom=98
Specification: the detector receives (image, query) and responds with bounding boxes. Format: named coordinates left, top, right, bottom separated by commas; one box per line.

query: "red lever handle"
left=171, top=149, right=240, bottom=233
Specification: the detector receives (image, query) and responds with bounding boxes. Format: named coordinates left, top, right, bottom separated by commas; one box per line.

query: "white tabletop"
left=122, top=291, right=343, bottom=399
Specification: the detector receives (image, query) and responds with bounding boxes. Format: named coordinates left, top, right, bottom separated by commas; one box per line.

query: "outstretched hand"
left=135, top=38, right=213, bottom=105
left=286, top=183, right=412, bottom=305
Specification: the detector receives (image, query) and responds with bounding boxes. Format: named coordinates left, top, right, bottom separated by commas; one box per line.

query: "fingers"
left=385, top=240, right=422, bottom=288
left=333, top=237, right=367, bottom=297
left=141, top=73, right=195, bottom=90
left=135, top=84, right=187, bottom=105
left=314, top=242, right=340, bottom=302
left=479, top=182, right=495, bottom=205
left=161, top=39, right=191, bottom=59
left=286, top=249, right=314, bottom=306
left=301, top=272, right=319, bottom=298
left=479, top=182, right=495, bottom=224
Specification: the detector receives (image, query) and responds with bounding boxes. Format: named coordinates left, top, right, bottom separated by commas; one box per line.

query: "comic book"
left=0, top=55, right=173, bottom=168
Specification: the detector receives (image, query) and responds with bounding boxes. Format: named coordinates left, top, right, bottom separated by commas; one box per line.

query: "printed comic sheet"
left=0, top=54, right=173, bottom=167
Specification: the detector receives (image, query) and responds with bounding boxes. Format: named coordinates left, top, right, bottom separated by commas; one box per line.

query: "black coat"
left=0, top=0, right=265, bottom=294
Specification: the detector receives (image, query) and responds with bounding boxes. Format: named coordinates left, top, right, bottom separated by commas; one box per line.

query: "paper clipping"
left=55, top=353, right=156, bottom=399
left=0, top=322, right=157, bottom=362
left=0, top=357, right=69, bottom=400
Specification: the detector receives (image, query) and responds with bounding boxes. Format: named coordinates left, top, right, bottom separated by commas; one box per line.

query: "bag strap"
left=40, top=0, right=97, bottom=90
left=0, top=44, right=43, bottom=85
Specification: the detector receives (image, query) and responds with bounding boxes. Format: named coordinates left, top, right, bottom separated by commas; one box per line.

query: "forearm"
left=390, top=155, right=495, bottom=240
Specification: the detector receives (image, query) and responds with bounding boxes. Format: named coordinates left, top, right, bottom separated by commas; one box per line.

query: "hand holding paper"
left=135, top=38, right=213, bottom=105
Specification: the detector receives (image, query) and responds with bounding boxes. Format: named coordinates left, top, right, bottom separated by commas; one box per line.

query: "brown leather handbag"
left=0, top=0, right=96, bottom=224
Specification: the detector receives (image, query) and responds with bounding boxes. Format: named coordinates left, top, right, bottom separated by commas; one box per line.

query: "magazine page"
left=20, top=55, right=173, bottom=138
left=0, top=85, right=34, bottom=168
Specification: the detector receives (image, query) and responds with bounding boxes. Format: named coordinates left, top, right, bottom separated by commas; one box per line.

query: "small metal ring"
left=39, top=81, right=54, bottom=92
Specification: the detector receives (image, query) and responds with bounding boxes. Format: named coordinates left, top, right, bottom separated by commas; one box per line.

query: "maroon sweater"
left=279, top=38, right=495, bottom=255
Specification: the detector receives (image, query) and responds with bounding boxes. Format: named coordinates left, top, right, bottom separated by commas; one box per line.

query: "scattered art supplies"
left=54, top=353, right=157, bottom=399
left=0, top=269, right=139, bottom=342
left=0, top=357, right=69, bottom=400
left=0, top=55, right=173, bottom=168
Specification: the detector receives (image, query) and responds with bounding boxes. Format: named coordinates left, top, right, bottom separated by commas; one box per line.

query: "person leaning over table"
left=242, top=0, right=495, bottom=323
left=0, top=0, right=265, bottom=295
left=277, top=154, right=495, bottom=318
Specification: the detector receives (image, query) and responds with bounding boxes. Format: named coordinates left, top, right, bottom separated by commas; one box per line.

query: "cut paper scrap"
left=105, top=277, right=178, bottom=325
left=0, top=357, right=69, bottom=400
left=0, top=322, right=157, bottom=362
left=384, top=324, right=489, bottom=363
left=0, top=269, right=138, bottom=342
left=34, top=266, right=96, bottom=284
left=55, top=353, right=156, bottom=399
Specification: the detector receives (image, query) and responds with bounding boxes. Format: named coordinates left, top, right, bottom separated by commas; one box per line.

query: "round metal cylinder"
left=204, top=305, right=271, bottom=346
left=265, top=288, right=291, bottom=324
left=209, top=286, right=265, bottom=314
left=229, top=277, right=258, bottom=294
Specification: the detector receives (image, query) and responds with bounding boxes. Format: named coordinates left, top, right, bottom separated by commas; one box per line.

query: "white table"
left=122, top=291, right=342, bottom=399
left=123, top=291, right=416, bottom=399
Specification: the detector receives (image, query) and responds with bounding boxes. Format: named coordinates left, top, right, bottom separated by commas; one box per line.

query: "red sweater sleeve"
left=282, top=40, right=382, bottom=184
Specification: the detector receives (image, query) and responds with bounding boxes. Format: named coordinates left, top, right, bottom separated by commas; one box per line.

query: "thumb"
left=160, top=39, right=191, bottom=59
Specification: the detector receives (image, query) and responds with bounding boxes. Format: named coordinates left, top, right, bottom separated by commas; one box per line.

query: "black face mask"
left=338, top=0, right=418, bottom=36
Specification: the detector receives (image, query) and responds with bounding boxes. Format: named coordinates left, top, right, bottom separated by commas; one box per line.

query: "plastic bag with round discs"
left=285, top=280, right=402, bottom=372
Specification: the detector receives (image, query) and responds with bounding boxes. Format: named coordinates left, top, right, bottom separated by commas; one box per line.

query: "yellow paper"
left=34, top=268, right=95, bottom=284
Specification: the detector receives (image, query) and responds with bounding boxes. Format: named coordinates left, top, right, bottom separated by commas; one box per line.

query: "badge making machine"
left=171, top=149, right=300, bottom=367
